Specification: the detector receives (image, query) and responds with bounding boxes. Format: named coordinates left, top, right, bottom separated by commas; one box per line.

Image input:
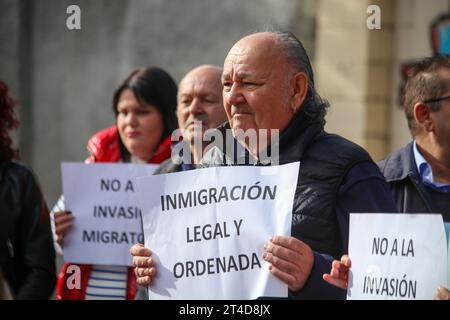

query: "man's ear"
left=290, top=72, right=308, bottom=113
left=413, top=102, right=433, bottom=132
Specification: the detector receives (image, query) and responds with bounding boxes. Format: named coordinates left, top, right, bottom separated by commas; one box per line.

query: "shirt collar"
left=413, top=140, right=450, bottom=192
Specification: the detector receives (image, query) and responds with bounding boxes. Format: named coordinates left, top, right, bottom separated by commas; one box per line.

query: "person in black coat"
left=0, top=80, right=56, bottom=299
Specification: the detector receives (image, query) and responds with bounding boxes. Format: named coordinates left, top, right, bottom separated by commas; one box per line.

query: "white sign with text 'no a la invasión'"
left=136, top=162, right=300, bottom=300
left=61, top=162, right=158, bottom=266
left=348, top=213, right=447, bottom=300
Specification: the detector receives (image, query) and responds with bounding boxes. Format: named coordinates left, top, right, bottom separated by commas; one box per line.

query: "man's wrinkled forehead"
left=223, top=45, right=247, bottom=73
left=226, top=41, right=248, bottom=59
left=222, top=38, right=280, bottom=80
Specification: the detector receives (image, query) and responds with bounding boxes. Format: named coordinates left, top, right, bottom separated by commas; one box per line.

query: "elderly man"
left=154, top=64, right=227, bottom=173
left=131, top=32, right=397, bottom=299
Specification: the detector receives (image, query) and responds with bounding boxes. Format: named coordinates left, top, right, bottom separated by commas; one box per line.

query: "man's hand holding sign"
left=262, top=236, right=314, bottom=292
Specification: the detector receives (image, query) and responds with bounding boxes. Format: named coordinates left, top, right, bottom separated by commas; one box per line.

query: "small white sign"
left=348, top=213, right=447, bottom=300
left=136, top=162, right=300, bottom=300
left=61, top=162, right=157, bottom=266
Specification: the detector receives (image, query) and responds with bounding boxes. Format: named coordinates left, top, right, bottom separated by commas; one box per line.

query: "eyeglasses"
left=423, top=96, right=450, bottom=104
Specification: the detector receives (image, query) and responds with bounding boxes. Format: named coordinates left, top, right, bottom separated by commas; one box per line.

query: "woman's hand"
left=54, top=211, right=74, bottom=246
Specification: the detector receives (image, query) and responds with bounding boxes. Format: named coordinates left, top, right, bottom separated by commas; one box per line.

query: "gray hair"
left=271, top=31, right=329, bottom=126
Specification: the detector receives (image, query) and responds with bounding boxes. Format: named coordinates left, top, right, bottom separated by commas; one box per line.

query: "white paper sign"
left=348, top=213, right=447, bottom=300
left=61, top=162, right=157, bottom=266
left=136, top=162, right=300, bottom=300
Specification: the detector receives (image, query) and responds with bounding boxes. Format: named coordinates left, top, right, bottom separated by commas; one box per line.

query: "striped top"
left=85, top=265, right=128, bottom=300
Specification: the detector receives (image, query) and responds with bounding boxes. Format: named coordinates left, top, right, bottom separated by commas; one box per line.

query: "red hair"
left=0, top=81, right=20, bottom=160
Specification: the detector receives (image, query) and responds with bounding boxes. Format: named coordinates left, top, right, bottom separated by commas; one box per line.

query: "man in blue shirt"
left=325, top=55, right=450, bottom=300
left=378, top=56, right=450, bottom=222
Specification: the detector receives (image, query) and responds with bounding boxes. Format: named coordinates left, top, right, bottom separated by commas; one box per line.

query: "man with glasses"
left=324, top=56, right=450, bottom=300
left=376, top=56, right=450, bottom=299
left=378, top=55, right=450, bottom=221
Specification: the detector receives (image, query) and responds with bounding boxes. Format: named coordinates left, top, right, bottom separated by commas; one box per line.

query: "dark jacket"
left=202, top=112, right=372, bottom=258
left=0, top=160, right=56, bottom=299
left=378, top=142, right=450, bottom=222
left=278, top=123, right=373, bottom=260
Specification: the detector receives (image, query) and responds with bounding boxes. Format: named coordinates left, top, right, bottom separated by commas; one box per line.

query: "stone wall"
left=315, top=0, right=395, bottom=161
left=315, top=0, right=449, bottom=161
